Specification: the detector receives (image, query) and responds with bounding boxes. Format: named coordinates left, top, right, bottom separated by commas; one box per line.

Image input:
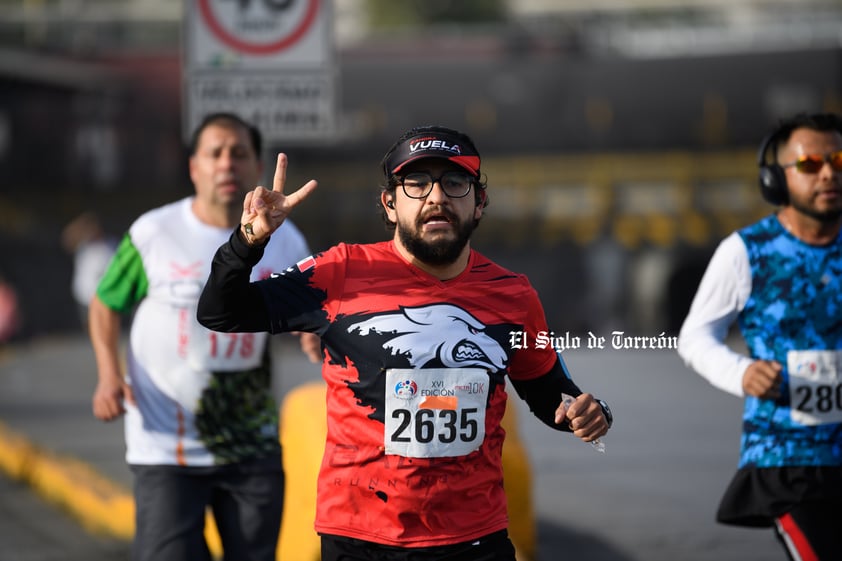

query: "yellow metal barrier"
left=277, top=382, right=536, bottom=561
left=0, top=384, right=535, bottom=561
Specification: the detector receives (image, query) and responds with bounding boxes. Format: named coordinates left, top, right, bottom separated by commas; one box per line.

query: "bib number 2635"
left=384, top=368, right=488, bottom=458
left=390, top=407, right=479, bottom=444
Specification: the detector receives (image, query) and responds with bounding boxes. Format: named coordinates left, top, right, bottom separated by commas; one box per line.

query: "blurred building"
left=0, top=0, right=840, bottom=336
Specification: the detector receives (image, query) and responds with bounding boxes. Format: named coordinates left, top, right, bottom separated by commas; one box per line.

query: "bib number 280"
left=793, top=384, right=842, bottom=415
left=788, top=349, right=842, bottom=426
left=390, top=407, right=478, bottom=444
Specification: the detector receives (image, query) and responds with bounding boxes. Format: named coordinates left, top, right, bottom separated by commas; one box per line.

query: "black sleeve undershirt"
left=197, top=227, right=272, bottom=333
left=509, top=356, right=584, bottom=432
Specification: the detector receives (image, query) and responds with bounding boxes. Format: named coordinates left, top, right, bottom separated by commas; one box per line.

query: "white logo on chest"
left=348, top=304, right=506, bottom=371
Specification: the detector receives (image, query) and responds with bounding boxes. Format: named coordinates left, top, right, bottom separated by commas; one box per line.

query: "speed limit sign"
left=197, top=0, right=320, bottom=56
left=184, top=0, right=336, bottom=142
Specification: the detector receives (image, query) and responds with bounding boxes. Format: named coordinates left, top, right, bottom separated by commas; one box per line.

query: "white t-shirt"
left=100, top=197, right=310, bottom=466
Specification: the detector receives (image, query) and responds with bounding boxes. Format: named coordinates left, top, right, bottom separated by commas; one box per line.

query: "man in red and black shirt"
left=198, top=125, right=613, bottom=561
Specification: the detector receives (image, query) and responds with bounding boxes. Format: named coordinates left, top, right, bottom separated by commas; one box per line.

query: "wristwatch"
left=596, top=399, right=613, bottom=428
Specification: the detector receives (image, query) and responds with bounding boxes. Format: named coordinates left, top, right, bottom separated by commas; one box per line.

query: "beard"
left=397, top=212, right=477, bottom=267
left=790, top=193, right=842, bottom=223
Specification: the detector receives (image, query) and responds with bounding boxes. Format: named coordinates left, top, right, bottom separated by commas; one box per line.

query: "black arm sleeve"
left=509, top=356, right=584, bottom=432
left=197, top=227, right=272, bottom=333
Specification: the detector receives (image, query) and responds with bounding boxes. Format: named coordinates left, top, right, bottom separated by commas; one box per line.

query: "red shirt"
left=259, top=241, right=557, bottom=546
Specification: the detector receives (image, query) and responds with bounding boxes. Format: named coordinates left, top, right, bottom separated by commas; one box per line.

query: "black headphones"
left=757, top=128, right=789, bottom=206
left=756, top=112, right=842, bottom=206
left=386, top=200, right=394, bottom=208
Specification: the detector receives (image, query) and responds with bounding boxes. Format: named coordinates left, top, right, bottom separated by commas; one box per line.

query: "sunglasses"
left=781, top=150, right=842, bottom=174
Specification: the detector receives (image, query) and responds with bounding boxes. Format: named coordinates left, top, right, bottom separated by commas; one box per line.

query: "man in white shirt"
left=89, top=112, right=319, bottom=561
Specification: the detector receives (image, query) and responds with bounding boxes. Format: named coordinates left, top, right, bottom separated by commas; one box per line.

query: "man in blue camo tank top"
left=678, top=112, right=842, bottom=561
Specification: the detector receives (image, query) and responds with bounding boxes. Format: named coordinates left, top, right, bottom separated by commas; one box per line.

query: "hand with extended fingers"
left=241, top=153, right=318, bottom=246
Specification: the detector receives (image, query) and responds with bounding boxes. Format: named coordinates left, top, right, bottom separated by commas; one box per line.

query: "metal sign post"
left=183, top=0, right=336, bottom=143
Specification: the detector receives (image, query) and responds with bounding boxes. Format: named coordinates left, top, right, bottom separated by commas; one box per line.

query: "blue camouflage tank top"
left=737, top=214, right=842, bottom=468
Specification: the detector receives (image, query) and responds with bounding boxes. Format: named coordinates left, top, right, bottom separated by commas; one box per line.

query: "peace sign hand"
left=241, top=153, right=317, bottom=246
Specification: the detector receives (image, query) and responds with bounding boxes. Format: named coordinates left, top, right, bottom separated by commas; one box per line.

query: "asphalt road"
left=0, top=472, right=129, bottom=561
left=0, top=334, right=788, bottom=561
left=527, top=347, right=787, bottom=561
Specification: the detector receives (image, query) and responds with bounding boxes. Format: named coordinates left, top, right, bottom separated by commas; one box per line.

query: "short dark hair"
left=188, top=112, right=262, bottom=159
left=769, top=112, right=842, bottom=160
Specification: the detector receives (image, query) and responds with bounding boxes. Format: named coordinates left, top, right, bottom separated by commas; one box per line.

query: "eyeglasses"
left=399, top=171, right=474, bottom=199
left=781, top=150, right=842, bottom=174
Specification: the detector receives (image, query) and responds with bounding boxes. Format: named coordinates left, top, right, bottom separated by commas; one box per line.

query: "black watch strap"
left=596, top=399, right=613, bottom=428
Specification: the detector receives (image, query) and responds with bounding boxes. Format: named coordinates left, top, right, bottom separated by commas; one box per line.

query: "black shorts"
left=716, top=465, right=842, bottom=527
left=320, top=529, right=517, bottom=561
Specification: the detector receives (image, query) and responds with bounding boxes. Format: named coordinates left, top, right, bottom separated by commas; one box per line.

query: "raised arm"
left=198, top=153, right=317, bottom=333
left=238, top=153, right=317, bottom=247
left=197, top=227, right=273, bottom=332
